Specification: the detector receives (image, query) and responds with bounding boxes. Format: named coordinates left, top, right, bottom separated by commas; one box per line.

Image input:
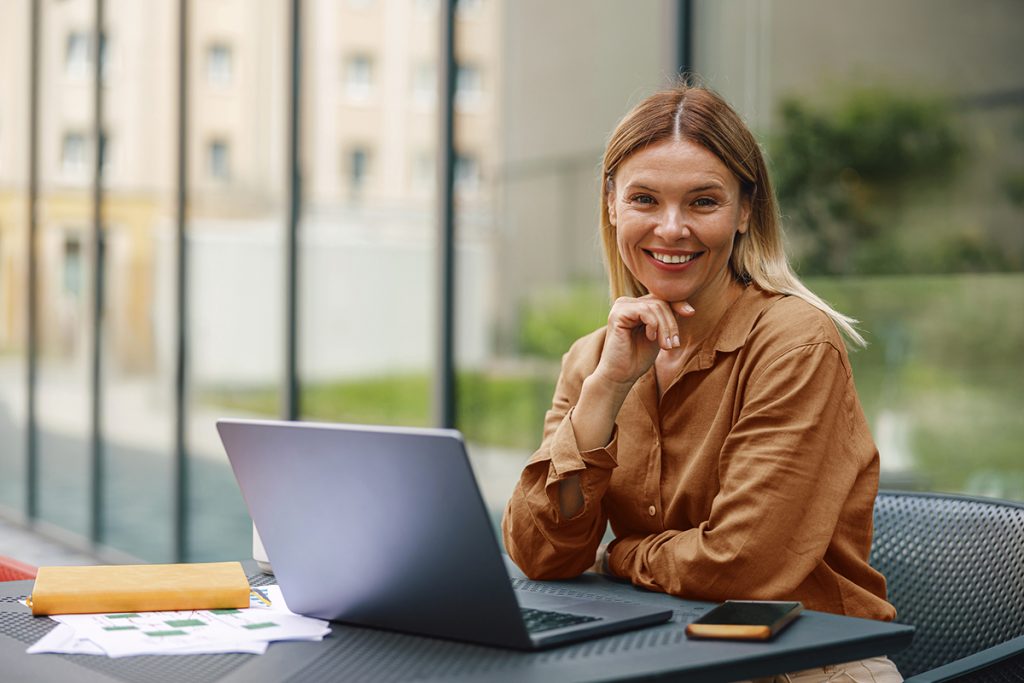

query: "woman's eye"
left=693, top=197, right=718, bottom=208
left=630, top=194, right=655, bottom=205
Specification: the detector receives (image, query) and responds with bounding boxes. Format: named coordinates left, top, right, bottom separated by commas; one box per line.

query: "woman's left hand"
left=590, top=543, right=611, bottom=576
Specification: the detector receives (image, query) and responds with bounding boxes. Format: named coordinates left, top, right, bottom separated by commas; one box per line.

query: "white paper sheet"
left=27, top=584, right=330, bottom=658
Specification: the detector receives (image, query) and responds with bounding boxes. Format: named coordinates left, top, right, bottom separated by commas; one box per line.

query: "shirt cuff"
left=607, top=535, right=644, bottom=579
left=538, top=407, right=619, bottom=479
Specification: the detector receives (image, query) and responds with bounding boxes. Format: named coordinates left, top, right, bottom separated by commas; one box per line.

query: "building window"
left=455, top=64, right=482, bottom=108
left=62, top=132, right=87, bottom=174
left=62, top=234, right=83, bottom=298
left=455, top=153, right=481, bottom=194
left=99, top=33, right=110, bottom=80
left=347, top=147, right=371, bottom=193
left=415, top=0, right=482, bottom=15
left=344, top=54, right=374, bottom=101
left=65, top=31, right=89, bottom=78
left=99, top=131, right=112, bottom=173
left=208, top=139, right=230, bottom=180
left=206, top=44, right=233, bottom=87
left=456, top=0, right=483, bottom=14
left=65, top=31, right=110, bottom=81
left=60, top=132, right=110, bottom=175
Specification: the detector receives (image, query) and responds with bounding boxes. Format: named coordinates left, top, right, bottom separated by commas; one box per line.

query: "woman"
left=502, top=83, right=902, bottom=682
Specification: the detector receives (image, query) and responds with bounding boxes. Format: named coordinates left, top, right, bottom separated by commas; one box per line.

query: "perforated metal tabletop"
left=0, top=563, right=913, bottom=683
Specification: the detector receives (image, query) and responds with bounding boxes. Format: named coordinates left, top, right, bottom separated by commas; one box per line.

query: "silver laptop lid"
left=217, top=418, right=532, bottom=648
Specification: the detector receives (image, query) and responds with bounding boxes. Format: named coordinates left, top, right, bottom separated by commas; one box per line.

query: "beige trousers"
left=745, top=656, right=903, bottom=683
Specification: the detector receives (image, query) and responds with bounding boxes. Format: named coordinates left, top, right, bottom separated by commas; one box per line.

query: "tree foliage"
left=771, top=88, right=964, bottom=275
left=518, top=283, right=607, bottom=359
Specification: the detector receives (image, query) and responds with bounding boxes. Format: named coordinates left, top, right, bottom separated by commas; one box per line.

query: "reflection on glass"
left=295, top=0, right=439, bottom=431
left=0, top=2, right=30, bottom=514
left=454, top=1, right=676, bottom=529
left=95, top=2, right=178, bottom=562
left=811, top=276, right=1024, bottom=500
left=0, top=252, right=28, bottom=513
left=32, top=0, right=95, bottom=538
left=691, top=0, right=1023, bottom=500
left=184, top=0, right=289, bottom=562
left=1, top=0, right=1019, bottom=568
left=457, top=0, right=1024, bottom=529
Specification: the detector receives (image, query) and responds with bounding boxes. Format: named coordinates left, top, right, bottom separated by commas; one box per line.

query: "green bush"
left=518, top=282, right=608, bottom=359
left=771, top=87, right=964, bottom=275
left=201, top=275, right=1024, bottom=500
left=201, top=369, right=557, bottom=450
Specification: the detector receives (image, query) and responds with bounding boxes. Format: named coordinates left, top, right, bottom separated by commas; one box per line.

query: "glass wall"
left=34, top=0, right=96, bottom=538
left=0, top=0, right=1020, bottom=564
left=0, top=0, right=31, bottom=514
left=295, top=0, right=436, bottom=431
left=183, top=0, right=288, bottom=562
left=693, top=0, right=1024, bottom=499
left=457, top=0, right=1024, bottom=523
left=455, top=0, right=682, bottom=523
left=97, top=0, right=176, bottom=561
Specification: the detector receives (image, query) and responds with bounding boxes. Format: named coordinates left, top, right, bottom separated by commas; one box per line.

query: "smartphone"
left=685, top=600, right=803, bottom=641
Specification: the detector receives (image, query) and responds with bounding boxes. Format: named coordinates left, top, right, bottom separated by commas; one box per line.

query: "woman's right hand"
left=593, top=295, right=694, bottom=388
left=570, top=295, right=694, bottom=449
left=560, top=295, right=693, bottom=519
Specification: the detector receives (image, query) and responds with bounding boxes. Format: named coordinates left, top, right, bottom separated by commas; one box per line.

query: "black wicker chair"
left=870, top=491, right=1024, bottom=681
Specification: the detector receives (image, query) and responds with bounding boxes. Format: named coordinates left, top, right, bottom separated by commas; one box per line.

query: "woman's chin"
left=643, top=285, right=694, bottom=304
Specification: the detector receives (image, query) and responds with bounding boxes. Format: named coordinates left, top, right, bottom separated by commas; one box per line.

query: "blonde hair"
left=600, top=82, right=865, bottom=347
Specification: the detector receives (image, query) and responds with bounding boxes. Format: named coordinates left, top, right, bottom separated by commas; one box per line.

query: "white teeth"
left=650, top=252, right=698, bottom=264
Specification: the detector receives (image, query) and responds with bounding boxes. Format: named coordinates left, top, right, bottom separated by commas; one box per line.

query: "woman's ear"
left=606, top=178, right=617, bottom=226
left=737, top=195, right=751, bottom=234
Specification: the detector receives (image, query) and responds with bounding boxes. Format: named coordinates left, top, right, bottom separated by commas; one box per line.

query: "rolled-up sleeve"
left=502, top=334, right=619, bottom=580
left=607, top=340, right=866, bottom=601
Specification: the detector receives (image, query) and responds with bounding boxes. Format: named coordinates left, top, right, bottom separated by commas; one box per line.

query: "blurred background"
left=0, top=0, right=1021, bottom=563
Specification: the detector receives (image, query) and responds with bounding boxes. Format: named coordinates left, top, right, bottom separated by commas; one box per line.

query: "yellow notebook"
left=28, top=562, right=250, bottom=616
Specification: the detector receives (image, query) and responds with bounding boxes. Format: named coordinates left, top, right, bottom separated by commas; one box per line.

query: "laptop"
left=216, top=418, right=673, bottom=650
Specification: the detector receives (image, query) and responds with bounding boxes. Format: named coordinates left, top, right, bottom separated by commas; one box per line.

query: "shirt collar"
left=696, top=285, right=784, bottom=369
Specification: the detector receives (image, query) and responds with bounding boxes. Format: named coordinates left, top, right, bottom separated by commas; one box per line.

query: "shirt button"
left=648, top=505, right=656, bottom=516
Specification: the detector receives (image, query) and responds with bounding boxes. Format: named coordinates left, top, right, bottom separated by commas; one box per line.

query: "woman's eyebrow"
left=687, top=181, right=726, bottom=193
left=625, top=179, right=727, bottom=194
left=623, top=182, right=659, bottom=193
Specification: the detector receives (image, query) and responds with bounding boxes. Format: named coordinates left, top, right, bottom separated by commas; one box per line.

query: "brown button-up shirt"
left=502, top=286, right=895, bottom=621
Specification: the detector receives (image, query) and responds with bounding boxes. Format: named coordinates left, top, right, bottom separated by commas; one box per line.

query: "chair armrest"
left=0, top=556, right=38, bottom=582
left=904, top=634, right=1024, bottom=682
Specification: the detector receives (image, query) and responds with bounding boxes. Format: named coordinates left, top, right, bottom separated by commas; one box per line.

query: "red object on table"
left=0, top=555, right=38, bottom=582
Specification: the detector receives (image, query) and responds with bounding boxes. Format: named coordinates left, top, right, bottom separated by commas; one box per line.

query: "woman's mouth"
left=645, top=250, right=701, bottom=267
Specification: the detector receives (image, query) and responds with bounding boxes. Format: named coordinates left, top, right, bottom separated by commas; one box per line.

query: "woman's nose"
left=654, top=209, right=691, bottom=240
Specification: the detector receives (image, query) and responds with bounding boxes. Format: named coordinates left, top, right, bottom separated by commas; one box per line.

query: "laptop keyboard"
left=520, top=607, right=601, bottom=633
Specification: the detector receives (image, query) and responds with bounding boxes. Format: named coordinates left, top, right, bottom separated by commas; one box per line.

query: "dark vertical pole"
left=434, top=0, right=456, bottom=428
left=677, top=0, right=694, bottom=77
left=89, top=0, right=106, bottom=545
left=172, top=0, right=189, bottom=563
left=282, top=0, right=301, bottom=421
left=26, top=0, right=41, bottom=522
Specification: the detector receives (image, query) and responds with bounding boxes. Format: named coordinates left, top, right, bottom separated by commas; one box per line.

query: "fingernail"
left=665, top=336, right=672, bottom=348
left=672, top=335, right=680, bottom=347
left=682, top=304, right=695, bottom=314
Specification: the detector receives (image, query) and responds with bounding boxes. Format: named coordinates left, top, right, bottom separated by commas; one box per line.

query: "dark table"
left=0, top=561, right=912, bottom=682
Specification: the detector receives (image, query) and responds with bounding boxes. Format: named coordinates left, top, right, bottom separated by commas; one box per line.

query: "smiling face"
left=607, top=138, right=750, bottom=309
